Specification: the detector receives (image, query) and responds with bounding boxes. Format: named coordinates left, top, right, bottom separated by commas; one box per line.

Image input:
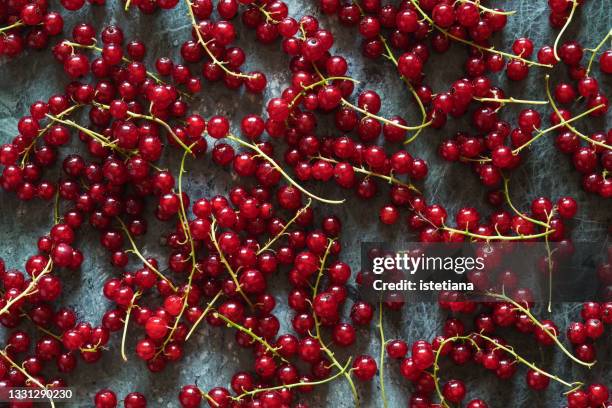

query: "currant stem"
left=257, top=198, right=312, bottom=255
left=312, top=238, right=335, bottom=297
left=185, top=290, right=223, bottom=341
left=61, top=41, right=174, bottom=88
left=544, top=210, right=555, bottom=313
left=20, top=310, right=62, bottom=341
left=311, top=60, right=431, bottom=134
left=117, top=217, right=178, bottom=292
left=290, top=76, right=360, bottom=108
left=502, top=178, right=550, bottom=229
left=120, top=291, right=141, bottom=361
left=477, top=333, right=581, bottom=388
left=512, top=103, right=605, bottom=154
left=227, top=135, right=345, bottom=205
left=315, top=155, right=420, bottom=193
left=544, top=75, right=611, bottom=151
left=378, top=304, right=388, bottom=408
left=45, top=114, right=122, bottom=150
left=214, top=312, right=288, bottom=362
left=441, top=225, right=554, bottom=241
left=94, top=102, right=194, bottom=154
left=53, top=187, right=61, bottom=225
left=474, top=96, right=549, bottom=106
left=0, top=258, right=53, bottom=316
left=0, top=20, right=24, bottom=33
left=210, top=217, right=255, bottom=308
left=156, top=147, right=202, bottom=357
left=234, top=357, right=352, bottom=400
left=20, top=105, right=81, bottom=168
left=585, top=29, right=612, bottom=75
left=410, top=0, right=553, bottom=68
left=432, top=335, right=481, bottom=408
left=184, top=0, right=256, bottom=80
left=377, top=36, right=428, bottom=144
left=458, top=0, right=516, bottom=15
left=553, top=0, right=579, bottom=61
left=257, top=4, right=281, bottom=24
left=341, top=97, right=433, bottom=131
left=486, top=292, right=596, bottom=368
left=202, top=391, right=220, bottom=407
left=0, top=349, right=56, bottom=407
left=311, top=239, right=360, bottom=407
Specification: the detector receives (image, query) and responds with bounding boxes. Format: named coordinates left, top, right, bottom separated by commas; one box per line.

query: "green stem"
left=156, top=147, right=201, bottom=357
left=53, top=187, right=61, bottom=225
left=478, top=333, right=581, bottom=388
left=544, top=75, right=611, bottom=151
left=257, top=199, right=312, bottom=255
left=120, top=291, right=141, bottom=361
left=45, top=114, right=122, bottom=151
left=474, top=96, right=549, bottom=106
left=410, top=0, right=552, bottom=67
left=61, top=41, right=176, bottom=89
left=311, top=239, right=360, bottom=407
left=21, top=105, right=81, bottom=168
left=210, top=217, right=254, bottom=308
left=227, top=135, right=345, bottom=205
left=290, top=76, right=360, bottom=108
left=234, top=358, right=352, bottom=400
left=553, top=0, right=579, bottom=61
left=315, top=155, right=420, bottom=192
left=378, top=304, right=388, bottom=408
left=441, top=226, right=554, bottom=241
left=585, top=29, right=612, bottom=75
left=513, top=104, right=606, bottom=154
left=341, top=97, right=432, bottom=131
left=0, top=258, right=53, bottom=316
left=486, top=292, right=596, bottom=368
left=0, top=349, right=56, bottom=407
left=117, top=218, right=177, bottom=292
left=0, top=20, right=24, bottom=33
left=185, top=290, right=223, bottom=341
left=502, top=178, right=550, bottom=229
left=214, top=312, right=288, bottom=362
left=379, top=38, right=428, bottom=143
left=94, top=102, right=193, bottom=154
left=432, top=335, right=481, bottom=408
left=544, top=210, right=555, bottom=313
left=460, top=0, right=516, bottom=15
left=184, top=0, right=256, bottom=80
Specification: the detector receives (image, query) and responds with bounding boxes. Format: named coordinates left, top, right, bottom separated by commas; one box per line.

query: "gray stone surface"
left=0, top=0, right=611, bottom=406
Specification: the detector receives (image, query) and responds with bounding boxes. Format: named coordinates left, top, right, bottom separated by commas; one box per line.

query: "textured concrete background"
left=0, top=0, right=611, bottom=406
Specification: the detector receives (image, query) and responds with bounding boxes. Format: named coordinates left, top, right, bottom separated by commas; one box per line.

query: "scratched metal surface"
left=0, top=0, right=611, bottom=406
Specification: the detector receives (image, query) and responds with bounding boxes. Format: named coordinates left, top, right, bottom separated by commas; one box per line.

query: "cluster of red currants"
left=0, top=0, right=610, bottom=407
left=0, top=0, right=100, bottom=58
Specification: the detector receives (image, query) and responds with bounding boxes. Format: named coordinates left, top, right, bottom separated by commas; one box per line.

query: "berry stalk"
left=213, top=312, right=289, bottom=362
left=486, top=292, right=597, bottom=368
left=0, top=258, right=53, bottom=316
left=544, top=75, right=611, bottom=151
left=257, top=198, right=312, bottom=255
left=227, top=135, right=345, bottom=205
left=553, top=0, right=579, bottom=61
left=311, top=238, right=360, bottom=407
left=409, top=0, right=553, bottom=68
left=184, top=0, right=256, bottom=80
left=117, top=217, right=178, bottom=292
